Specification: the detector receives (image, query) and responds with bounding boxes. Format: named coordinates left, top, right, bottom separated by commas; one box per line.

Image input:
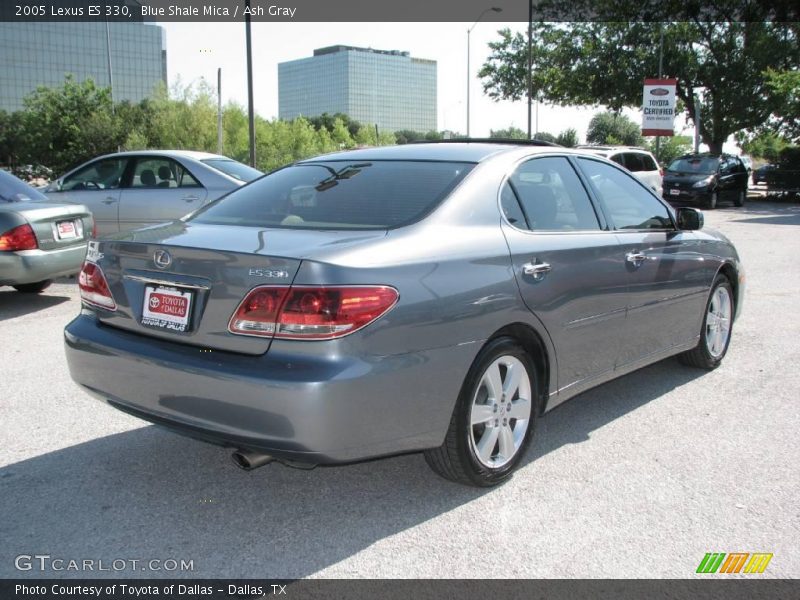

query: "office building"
left=0, top=21, right=167, bottom=112
left=279, top=45, right=437, bottom=133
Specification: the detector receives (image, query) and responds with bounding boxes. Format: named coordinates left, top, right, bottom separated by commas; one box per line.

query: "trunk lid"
left=14, top=202, right=93, bottom=250
left=91, top=221, right=386, bottom=355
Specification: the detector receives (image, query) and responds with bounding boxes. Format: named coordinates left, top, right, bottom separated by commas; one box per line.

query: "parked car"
left=662, top=153, right=749, bottom=209
left=64, top=142, right=743, bottom=487
left=752, top=164, right=775, bottom=186
left=576, top=145, right=663, bottom=197
left=44, top=151, right=262, bottom=236
left=1, top=169, right=93, bottom=293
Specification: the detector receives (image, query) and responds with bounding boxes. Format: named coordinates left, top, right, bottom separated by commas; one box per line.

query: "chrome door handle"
left=181, top=195, right=200, bottom=202
left=626, top=252, right=647, bottom=265
left=102, top=197, right=117, bottom=205
left=522, top=262, right=552, bottom=279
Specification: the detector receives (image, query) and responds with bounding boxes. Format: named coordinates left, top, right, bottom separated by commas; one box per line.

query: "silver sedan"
left=1, top=170, right=93, bottom=293
left=44, top=150, right=262, bottom=236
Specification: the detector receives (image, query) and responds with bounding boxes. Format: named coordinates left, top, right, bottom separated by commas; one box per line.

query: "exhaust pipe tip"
left=231, top=450, right=274, bottom=471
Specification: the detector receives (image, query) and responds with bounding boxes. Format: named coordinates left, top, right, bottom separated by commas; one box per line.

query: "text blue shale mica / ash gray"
left=64, top=142, right=744, bottom=487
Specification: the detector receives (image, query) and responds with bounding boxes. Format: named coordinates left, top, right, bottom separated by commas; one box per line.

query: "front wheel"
left=678, top=274, right=734, bottom=369
left=12, top=280, right=52, bottom=294
left=734, top=189, right=746, bottom=207
left=424, top=337, right=538, bottom=487
left=705, top=190, right=718, bottom=209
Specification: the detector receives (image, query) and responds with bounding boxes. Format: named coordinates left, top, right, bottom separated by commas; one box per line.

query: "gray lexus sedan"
left=64, top=142, right=744, bottom=486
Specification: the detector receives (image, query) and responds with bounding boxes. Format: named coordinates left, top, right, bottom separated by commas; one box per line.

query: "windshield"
left=201, top=159, right=262, bottom=182
left=667, top=157, right=720, bottom=174
left=190, top=160, right=475, bottom=230
left=0, top=170, right=49, bottom=203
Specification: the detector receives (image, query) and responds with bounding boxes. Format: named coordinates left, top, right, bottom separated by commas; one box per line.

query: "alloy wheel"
left=705, top=286, right=732, bottom=358
left=468, top=355, right=532, bottom=468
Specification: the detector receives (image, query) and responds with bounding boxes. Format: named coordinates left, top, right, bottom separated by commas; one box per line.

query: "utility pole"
left=693, top=89, right=702, bottom=153
left=217, top=68, right=223, bottom=155
left=245, top=0, right=256, bottom=167
left=526, top=0, right=532, bottom=140
left=655, top=25, right=664, bottom=161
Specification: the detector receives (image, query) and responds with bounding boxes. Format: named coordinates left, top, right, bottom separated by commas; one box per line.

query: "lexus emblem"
left=154, top=249, right=172, bottom=269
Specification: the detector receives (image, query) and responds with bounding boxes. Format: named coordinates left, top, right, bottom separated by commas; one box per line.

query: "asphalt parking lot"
left=1, top=198, right=798, bottom=579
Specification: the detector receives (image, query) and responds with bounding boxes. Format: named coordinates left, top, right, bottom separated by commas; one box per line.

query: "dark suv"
left=663, top=153, right=748, bottom=209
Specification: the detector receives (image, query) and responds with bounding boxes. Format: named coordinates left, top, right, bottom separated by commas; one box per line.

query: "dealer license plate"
left=141, top=285, right=193, bottom=332
left=56, top=220, right=78, bottom=239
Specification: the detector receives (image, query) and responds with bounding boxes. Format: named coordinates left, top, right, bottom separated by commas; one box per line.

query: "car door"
left=47, top=157, right=128, bottom=236
left=117, top=156, right=208, bottom=231
left=717, top=157, right=738, bottom=201
left=500, top=155, right=629, bottom=394
left=575, top=156, right=714, bottom=367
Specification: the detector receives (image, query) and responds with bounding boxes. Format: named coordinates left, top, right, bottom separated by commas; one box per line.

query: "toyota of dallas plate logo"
left=154, top=249, right=172, bottom=269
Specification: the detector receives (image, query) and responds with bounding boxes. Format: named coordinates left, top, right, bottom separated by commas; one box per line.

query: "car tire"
left=424, top=336, right=538, bottom=487
left=678, top=274, right=734, bottom=370
left=12, top=280, right=52, bottom=294
left=705, top=190, right=718, bottom=209
left=734, top=189, right=746, bottom=207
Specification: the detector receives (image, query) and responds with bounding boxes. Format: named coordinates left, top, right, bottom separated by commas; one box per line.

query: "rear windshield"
left=190, top=160, right=475, bottom=230
left=0, top=170, right=48, bottom=202
left=201, top=159, right=263, bottom=182
left=667, top=157, right=720, bottom=174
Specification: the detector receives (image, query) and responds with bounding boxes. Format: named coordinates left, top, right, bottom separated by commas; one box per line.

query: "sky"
left=159, top=21, right=708, bottom=148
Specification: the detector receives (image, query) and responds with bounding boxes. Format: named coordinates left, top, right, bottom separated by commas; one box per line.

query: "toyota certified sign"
left=642, top=78, right=677, bottom=136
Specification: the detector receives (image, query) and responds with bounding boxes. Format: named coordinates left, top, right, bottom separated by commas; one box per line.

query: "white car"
left=44, top=151, right=262, bottom=236
left=577, top=146, right=663, bottom=197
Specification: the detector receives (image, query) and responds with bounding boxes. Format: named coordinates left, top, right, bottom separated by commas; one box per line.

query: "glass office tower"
left=279, top=45, right=437, bottom=133
left=0, top=22, right=167, bottom=112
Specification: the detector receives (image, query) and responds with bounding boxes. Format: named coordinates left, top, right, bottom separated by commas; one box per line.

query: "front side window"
left=505, top=156, right=600, bottom=231
left=131, top=158, right=200, bottom=189
left=191, top=160, right=474, bottom=230
left=577, top=158, right=672, bottom=230
left=62, top=158, right=126, bottom=191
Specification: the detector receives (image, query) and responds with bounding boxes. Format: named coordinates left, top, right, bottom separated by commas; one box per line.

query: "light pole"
left=467, top=6, right=501, bottom=137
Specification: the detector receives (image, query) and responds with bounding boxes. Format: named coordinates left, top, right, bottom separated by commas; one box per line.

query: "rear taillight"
left=78, top=262, right=116, bottom=310
left=91, top=220, right=97, bottom=238
left=0, top=224, right=38, bottom=251
left=229, top=285, right=398, bottom=340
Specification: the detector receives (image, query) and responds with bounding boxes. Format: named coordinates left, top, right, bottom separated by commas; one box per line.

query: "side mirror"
left=676, top=207, right=703, bottom=231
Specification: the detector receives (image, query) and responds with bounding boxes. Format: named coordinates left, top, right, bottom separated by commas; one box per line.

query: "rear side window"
left=624, top=153, right=645, bottom=172
left=191, top=161, right=474, bottom=230
left=131, top=158, right=200, bottom=189
left=640, top=153, right=658, bottom=171
left=578, top=158, right=672, bottom=230
left=505, top=156, right=600, bottom=231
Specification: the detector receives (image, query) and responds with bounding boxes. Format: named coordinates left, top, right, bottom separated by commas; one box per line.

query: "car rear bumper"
left=64, top=313, right=478, bottom=464
left=0, top=244, right=86, bottom=286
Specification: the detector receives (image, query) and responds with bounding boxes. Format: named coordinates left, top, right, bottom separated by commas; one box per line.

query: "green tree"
left=0, top=110, right=25, bottom=167
left=555, top=128, right=579, bottom=147
left=490, top=126, right=527, bottom=139
left=647, top=135, right=692, bottom=166
left=19, top=75, right=124, bottom=174
left=737, top=131, right=789, bottom=163
left=534, top=131, right=558, bottom=143
left=480, top=20, right=799, bottom=153
left=764, top=69, right=800, bottom=143
left=587, top=112, right=644, bottom=146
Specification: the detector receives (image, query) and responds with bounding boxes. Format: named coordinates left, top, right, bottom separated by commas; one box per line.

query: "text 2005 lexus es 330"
left=64, top=142, right=744, bottom=486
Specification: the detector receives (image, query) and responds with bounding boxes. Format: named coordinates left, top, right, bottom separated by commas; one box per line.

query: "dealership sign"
left=642, top=78, right=677, bottom=136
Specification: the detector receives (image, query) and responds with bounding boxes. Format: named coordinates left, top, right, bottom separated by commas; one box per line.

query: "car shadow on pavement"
left=0, top=357, right=705, bottom=580
left=0, top=290, right=71, bottom=321
left=527, top=358, right=705, bottom=464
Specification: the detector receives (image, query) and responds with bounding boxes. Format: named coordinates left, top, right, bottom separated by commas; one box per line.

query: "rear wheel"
left=705, top=190, right=718, bottom=209
left=678, top=274, right=734, bottom=369
left=734, top=189, right=746, bottom=207
left=424, top=337, right=538, bottom=487
left=12, top=280, right=52, bottom=294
